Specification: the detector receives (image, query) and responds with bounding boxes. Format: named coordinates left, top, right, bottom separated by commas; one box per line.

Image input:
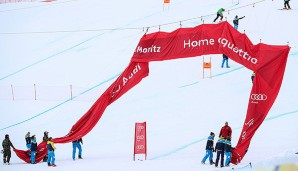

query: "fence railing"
left=0, top=84, right=102, bottom=102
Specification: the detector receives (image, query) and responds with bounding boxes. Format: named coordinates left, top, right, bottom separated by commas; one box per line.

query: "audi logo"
left=251, top=94, right=267, bottom=101
left=136, top=145, right=144, bottom=150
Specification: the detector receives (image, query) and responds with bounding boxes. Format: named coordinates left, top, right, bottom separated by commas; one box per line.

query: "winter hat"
left=5, top=134, right=9, bottom=139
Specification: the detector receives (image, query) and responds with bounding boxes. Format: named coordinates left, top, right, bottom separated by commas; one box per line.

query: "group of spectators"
left=2, top=131, right=83, bottom=167
left=201, top=122, right=233, bottom=168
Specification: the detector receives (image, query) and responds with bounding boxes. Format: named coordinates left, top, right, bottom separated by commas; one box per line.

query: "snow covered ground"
left=0, top=0, right=298, bottom=170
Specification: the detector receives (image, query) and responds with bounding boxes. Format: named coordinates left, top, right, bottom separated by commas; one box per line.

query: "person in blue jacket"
left=214, top=136, right=226, bottom=168
left=30, top=135, right=37, bottom=164
left=72, top=138, right=83, bottom=160
left=201, top=132, right=215, bottom=165
left=221, top=54, right=230, bottom=68
left=233, top=15, right=245, bottom=30
left=224, top=136, right=232, bottom=166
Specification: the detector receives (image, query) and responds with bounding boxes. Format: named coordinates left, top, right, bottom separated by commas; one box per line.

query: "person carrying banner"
left=224, top=136, right=233, bottom=167
left=72, top=138, right=83, bottom=160
left=47, top=137, right=56, bottom=167
left=43, top=131, right=49, bottom=162
left=30, top=135, right=37, bottom=164
left=251, top=72, right=256, bottom=83
left=214, top=136, right=225, bottom=168
left=25, top=132, right=31, bottom=150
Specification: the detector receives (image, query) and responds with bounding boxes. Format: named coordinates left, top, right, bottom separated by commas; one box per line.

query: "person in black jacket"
left=251, top=72, right=256, bottom=83
left=233, top=15, right=245, bottom=30
left=284, top=0, right=291, bottom=10
left=214, top=136, right=225, bottom=168
left=30, top=135, right=37, bottom=164
left=201, top=132, right=215, bottom=165
left=25, top=132, right=31, bottom=150
left=72, top=138, right=83, bottom=160
left=42, top=131, right=49, bottom=162
left=2, top=134, right=15, bottom=165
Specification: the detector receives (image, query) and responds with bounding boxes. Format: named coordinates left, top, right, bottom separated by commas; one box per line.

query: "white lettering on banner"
left=241, top=131, right=246, bottom=140
left=123, top=64, right=141, bottom=86
left=137, top=126, right=144, bottom=132
left=136, top=135, right=144, bottom=141
left=218, top=38, right=258, bottom=64
left=135, top=45, right=161, bottom=53
left=183, top=37, right=258, bottom=65
left=111, top=63, right=141, bottom=98
left=183, top=39, right=215, bottom=48
left=241, top=118, right=255, bottom=140
left=136, top=145, right=144, bottom=150
left=251, top=94, right=267, bottom=101
left=245, top=119, right=254, bottom=127
left=250, top=94, right=267, bottom=104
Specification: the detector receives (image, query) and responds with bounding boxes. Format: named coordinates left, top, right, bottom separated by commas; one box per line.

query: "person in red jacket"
left=219, top=122, right=232, bottom=139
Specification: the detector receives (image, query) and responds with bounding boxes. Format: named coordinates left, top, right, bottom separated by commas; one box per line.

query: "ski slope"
left=1, top=0, right=298, bottom=170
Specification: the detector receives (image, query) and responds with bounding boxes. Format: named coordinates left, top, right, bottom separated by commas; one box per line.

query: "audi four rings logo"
left=251, top=94, right=267, bottom=100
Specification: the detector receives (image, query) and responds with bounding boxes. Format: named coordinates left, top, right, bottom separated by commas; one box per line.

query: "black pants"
left=213, top=13, right=223, bottom=22
left=251, top=75, right=255, bottom=83
left=3, top=150, right=11, bottom=163
left=284, top=1, right=290, bottom=9
left=215, top=150, right=224, bottom=167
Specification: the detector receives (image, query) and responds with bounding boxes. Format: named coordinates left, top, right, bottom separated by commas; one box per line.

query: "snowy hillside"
left=1, top=0, right=298, bottom=171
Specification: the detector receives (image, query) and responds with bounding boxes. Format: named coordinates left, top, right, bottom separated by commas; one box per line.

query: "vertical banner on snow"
left=134, top=122, right=147, bottom=160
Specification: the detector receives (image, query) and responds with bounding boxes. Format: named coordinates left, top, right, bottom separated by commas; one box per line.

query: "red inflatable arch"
left=14, top=22, right=290, bottom=164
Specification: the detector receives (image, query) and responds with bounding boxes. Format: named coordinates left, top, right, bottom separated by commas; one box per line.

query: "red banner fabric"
left=14, top=142, right=47, bottom=163
left=14, top=22, right=289, bottom=164
left=134, top=122, right=147, bottom=157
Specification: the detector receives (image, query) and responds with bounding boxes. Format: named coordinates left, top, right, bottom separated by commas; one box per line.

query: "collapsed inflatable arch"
left=14, top=22, right=289, bottom=164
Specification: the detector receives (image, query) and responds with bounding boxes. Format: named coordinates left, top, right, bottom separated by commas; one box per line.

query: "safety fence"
left=0, top=84, right=101, bottom=101
left=0, top=0, right=37, bottom=3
